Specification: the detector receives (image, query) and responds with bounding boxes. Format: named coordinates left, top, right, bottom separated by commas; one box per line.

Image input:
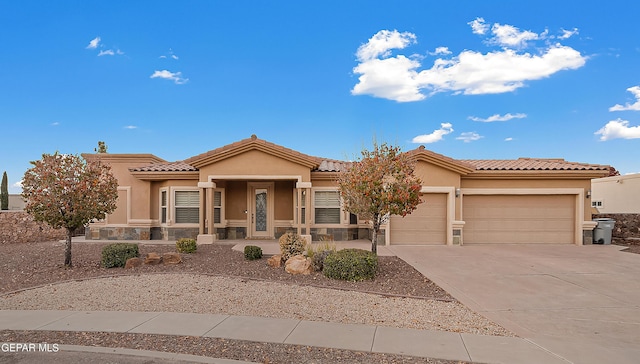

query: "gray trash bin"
left=593, top=218, right=616, bottom=245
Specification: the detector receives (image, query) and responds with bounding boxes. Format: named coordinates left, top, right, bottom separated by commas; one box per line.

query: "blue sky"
left=2, top=1, right=640, bottom=193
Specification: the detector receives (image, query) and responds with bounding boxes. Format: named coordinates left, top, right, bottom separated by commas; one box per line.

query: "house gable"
left=410, top=146, right=475, bottom=187
left=185, top=135, right=319, bottom=171
left=198, top=149, right=313, bottom=180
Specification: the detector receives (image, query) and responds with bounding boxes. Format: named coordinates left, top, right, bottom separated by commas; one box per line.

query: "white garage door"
left=390, top=193, right=447, bottom=245
left=463, top=194, right=575, bottom=244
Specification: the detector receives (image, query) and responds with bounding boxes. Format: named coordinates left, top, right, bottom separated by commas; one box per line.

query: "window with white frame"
left=314, top=190, right=340, bottom=224
left=295, top=190, right=306, bottom=224
left=591, top=200, right=604, bottom=208
left=213, top=190, right=222, bottom=224
left=160, top=190, right=168, bottom=224
left=175, top=190, right=199, bottom=224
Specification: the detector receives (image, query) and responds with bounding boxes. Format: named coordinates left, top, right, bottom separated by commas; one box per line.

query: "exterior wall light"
left=455, top=188, right=461, bottom=198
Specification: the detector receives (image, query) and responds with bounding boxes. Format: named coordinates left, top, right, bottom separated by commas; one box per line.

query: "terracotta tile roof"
left=127, top=136, right=609, bottom=176
left=314, top=159, right=352, bottom=172
left=461, top=158, right=610, bottom=171
left=130, top=161, right=198, bottom=172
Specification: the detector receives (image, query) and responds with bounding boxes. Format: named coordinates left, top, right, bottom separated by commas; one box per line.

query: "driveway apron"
left=389, top=244, right=640, bottom=364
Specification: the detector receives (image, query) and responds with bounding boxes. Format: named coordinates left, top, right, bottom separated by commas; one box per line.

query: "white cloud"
left=505, top=137, right=514, bottom=141
left=98, top=49, right=124, bottom=57
left=456, top=132, right=483, bottom=143
left=356, top=29, right=417, bottom=62
left=429, top=47, right=451, bottom=56
left=150, top=70, right=189, bottom=84
left=559, top=28, right=579, bottom=40
left=124, top=125, right=137, bottom=129
left=595, top=118, right=640, bottom=140
left=609, top=86, right=640, bottom=111
left=489, top=23, right=539, bottom=48
left=468, top=113, right=527, bottom=122
left=468, top=17, right=488, bottom=35
left=12, top=180, right=22, bottom=188
left=351, top=21, right=586, bottom=102
left=51, top=122, right=60, bottom=126
left=160, top=48, right=179, bottom=60
left=411, top=123, right=454, bottom=143
left=86, top=36, right=101, bottom=49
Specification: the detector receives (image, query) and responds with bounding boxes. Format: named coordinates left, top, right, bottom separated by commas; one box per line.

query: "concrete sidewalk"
left=0, top=309, right=565, bottom=363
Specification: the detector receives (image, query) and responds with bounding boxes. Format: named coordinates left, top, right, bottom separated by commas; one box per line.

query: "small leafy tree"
left=1, top=171, right=8, bottom=210
left=337, top=142, right=422, bottom=254
left=21, top=153, right=119, bottom=267
left=95, top=141, right=108, bottom=153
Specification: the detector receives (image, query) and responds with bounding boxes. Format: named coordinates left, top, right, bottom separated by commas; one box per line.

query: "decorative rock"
left=144, top=252, right=162, bottom=265
left=285, top=255, right=312, bottom=275
left=162, top=252, right=182, bottom=265
left=0, top=211, right=67, bottom=245
left=267, top=255, right=282, bottom=268
left=124, top=257, right=142, bottom=269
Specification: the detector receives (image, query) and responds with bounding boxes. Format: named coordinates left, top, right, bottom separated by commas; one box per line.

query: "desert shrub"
left=312, top=249, right=335, bottom=271
left=244, top=245, right=263, bottom=260
left=278, top=232, right=307, bottom=261
left=323, top=248, right=378, bottom=281
left=176, top=238, right=197, bottom=253
left=101, top=243, right=139, bottom=268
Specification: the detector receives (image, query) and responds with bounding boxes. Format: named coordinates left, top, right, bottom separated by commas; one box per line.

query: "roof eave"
left=465, top=169, right=611, bottom=179
left=411, top=148, right=476, bottom=175
left=130, top=171, right=200, bottom=181
left=82, top=153, right=166, bottom=164
left=311, top=171, right=339, bottom=181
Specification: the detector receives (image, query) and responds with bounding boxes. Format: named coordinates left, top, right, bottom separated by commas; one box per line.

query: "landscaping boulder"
left=162, top=252, right=182, bottom=265
left=267, top=254, right=282, bottom=268
left=285, top=255, right=311, bottom=275
left=144, top=252, right=162, bottom=265
left=124, top=257, right=142, bottom=269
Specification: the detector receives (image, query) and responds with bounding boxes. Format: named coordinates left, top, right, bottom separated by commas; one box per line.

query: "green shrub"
left=101, top=243, right=139, bottom=268
left=278, top=232, right=307, bottom=261
left=244, top=245, right=263, bottom=260
left=176, top=238, right=197, bottom=253
left=323, top=248, right=378, bottom=281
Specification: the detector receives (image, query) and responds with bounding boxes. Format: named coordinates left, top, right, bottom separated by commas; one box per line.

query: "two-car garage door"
left=389, top=192, right=577, bottom=245
left=463, top=194, right=576, bottom=244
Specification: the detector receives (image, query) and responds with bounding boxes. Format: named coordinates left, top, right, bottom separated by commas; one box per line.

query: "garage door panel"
left=390, top=193, right=447, bottom=245
left=463, top=195, right=575, bottom=244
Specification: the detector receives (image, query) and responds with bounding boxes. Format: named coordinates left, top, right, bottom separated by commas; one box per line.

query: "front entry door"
left=250, top=183, right=272, bottom=238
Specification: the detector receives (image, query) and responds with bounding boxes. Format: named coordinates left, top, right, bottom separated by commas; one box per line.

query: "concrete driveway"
left=388, top=244, right=640, bottom=364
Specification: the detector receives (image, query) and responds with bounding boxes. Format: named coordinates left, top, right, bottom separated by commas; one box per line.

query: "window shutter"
left=175, top=190, right=199, bottom=206
left=315, top=191, right=340, bottom=224
left=175, top=190, right=199, bottom=223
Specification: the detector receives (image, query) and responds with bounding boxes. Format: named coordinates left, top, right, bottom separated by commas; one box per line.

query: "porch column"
left=296, top=187, right=302, bottom=235
left=197, top=181, right=216, bottom=244
left=198, top=187, right=206, bottom=235
left=296, top=181, right=312, bottom=244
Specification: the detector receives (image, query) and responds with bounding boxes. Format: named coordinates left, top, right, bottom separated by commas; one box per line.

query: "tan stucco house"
left=591, top=173, right=640, bottom=213
left=84, top=135, right=610, bottom=246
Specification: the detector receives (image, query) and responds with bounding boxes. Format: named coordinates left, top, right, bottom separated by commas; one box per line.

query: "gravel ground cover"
left=0, top=240, right=510, bottom=363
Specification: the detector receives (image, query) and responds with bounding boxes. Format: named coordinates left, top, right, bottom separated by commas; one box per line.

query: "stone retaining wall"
left=0, top=211, right=67, bottom=244
left=593, top=213, right=640, bottom=239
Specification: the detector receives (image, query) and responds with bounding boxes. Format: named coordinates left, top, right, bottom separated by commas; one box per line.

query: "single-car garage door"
left=390, top=193, right=447, bottom=245
left=463, top=194, right=575, bottom=244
